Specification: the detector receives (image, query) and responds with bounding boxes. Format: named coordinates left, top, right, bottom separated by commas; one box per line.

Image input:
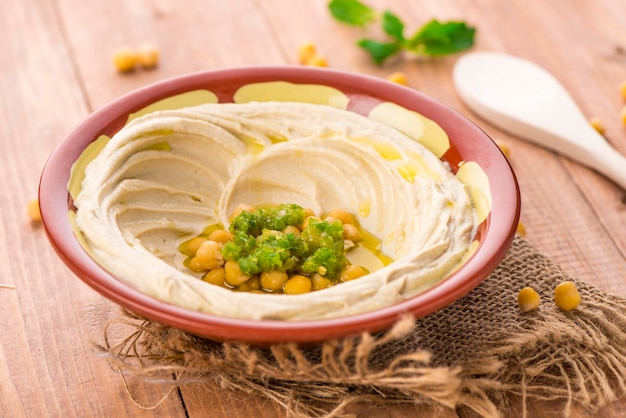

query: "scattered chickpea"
left=112, top=46, right=137, bottom=72
left=386, top=72, right=408, bottom=86
left=517, top=286, right=540, bottom=312
left=305, top=54, right=328, bottom=67
left=589, top=117, right=606, bottom=135
left=136, top=44, right=160, bottom=69
left=554, top=281, right=581, bottom=311
left=295, top=41, right=328, bottom=66
left=516, top=222, right=526, bottom=237
left=496, top=141, right=510, bottom=159
left=620, top=105, right=626, bottom=127
left=297, top=42, right=317, bottom=64
left=26, top=199, right=41, bottom=222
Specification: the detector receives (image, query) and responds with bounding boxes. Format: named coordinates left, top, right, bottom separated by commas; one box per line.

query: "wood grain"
left=1, top=0, right=625, bottom=417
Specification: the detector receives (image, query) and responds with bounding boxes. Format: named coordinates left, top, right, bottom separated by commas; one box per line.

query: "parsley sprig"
left=328, top=0, right=476, bottom=65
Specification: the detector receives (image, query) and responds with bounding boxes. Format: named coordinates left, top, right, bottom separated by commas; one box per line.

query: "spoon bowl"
left=453, top=51, right=626, bottom=190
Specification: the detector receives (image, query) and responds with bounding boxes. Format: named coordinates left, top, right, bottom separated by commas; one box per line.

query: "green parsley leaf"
left=328, top=1, right=475, bottom=64
left=356, top=39, right=401, bottom=65
left=328, top=0, right=376, bottom=26
left=222, top=204, right=348, bottom=280
left=381, top=10, right=405, bottom=41
left=409, top=20, right=476, bottom=56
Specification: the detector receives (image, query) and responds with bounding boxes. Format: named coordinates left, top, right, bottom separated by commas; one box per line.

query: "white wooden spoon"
left=453, top=51, right=626, bottom=190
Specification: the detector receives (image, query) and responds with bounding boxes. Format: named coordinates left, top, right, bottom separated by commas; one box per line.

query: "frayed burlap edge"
left=97, top=313, right=473, bottom=417
left=93, top=237, right=626, bottom=417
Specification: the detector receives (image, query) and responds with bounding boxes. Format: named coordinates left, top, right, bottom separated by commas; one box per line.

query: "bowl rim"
left=39, top=65, right=520, bottom=345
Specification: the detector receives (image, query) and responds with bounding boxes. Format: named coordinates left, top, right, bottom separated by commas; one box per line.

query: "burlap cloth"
left=96, top=236, right=626, bottom=417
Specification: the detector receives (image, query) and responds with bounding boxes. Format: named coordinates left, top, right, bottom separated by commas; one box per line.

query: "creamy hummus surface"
left=74, top=101, right=476, bottom=320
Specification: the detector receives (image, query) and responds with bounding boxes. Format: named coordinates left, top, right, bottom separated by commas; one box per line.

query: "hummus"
left=74, top=101, right=476, bottom=320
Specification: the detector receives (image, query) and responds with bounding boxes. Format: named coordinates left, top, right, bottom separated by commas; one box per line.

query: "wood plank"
left=0, top=0, right=185, bottom=416
left=55, top=0, right=287, bottom=110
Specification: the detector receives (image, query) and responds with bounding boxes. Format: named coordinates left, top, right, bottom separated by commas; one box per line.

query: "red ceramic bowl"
left=39, top=66, right=520, bottom=345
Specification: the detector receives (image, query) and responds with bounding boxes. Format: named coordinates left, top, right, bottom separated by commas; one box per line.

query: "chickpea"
left=620, top=106, right=626, bottom=127
left=186, top=257, right=206, bottom=273
left=305, top=54, right=328, bottom=67
left=26, top=199, right=41, bottom=222
left=238, top=275, right=261, bottom=291
left=283, top=275, right=312, bottom=294
left=516, top=222, right=526, bottom=237
left=111, top=46, right=137, bottom=72
left=195, top=240, right=224, bottom=270
left=224, top=260, right=250, bottom=286
left=297, top=42, right=317, bottom=64
left=310, top=273, right=333, bottom=291
left=208, top=229, right=232, bottom=244
left=229, top=204, right=254, bottom=221
left=202, top=267, right=226, bottom=286
left=496, top=141, right=510, bottom=159
left=301, top=216, right=321, bottom=230
left=342, top=223, right=361, bottom=242
left=327, top=208, right=355, bottom=225
left=180, top=236, right=207, bottom=257
left=619, top=81, right=626, bottom=102
left=589, top=117, right=605, bottom=135
left=340, top=265, right=369, bottom=282
left=386, top=72, right=408, bottom=86
left=517, top=287, right=540, bottom=312
left=136, top=44, right=159, bottom=69
left=282, top=225, right=301, bottom=236
left=554, top=281, right=581, bottom=311
left=260, top=270, right=289, bottom=292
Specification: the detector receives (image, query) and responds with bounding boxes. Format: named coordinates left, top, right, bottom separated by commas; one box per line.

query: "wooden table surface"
left=2, top=0, right=626, bottom=417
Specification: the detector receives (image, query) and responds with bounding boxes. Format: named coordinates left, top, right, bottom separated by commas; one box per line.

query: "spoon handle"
left=602, top=154, right=626, bottom=191
left=574, top=131, right=626, bottom=191
left=474, top=105, right=626, bottom=190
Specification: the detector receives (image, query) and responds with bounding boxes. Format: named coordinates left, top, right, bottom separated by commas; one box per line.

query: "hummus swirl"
left=74, top=102, right=475, bottom=320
